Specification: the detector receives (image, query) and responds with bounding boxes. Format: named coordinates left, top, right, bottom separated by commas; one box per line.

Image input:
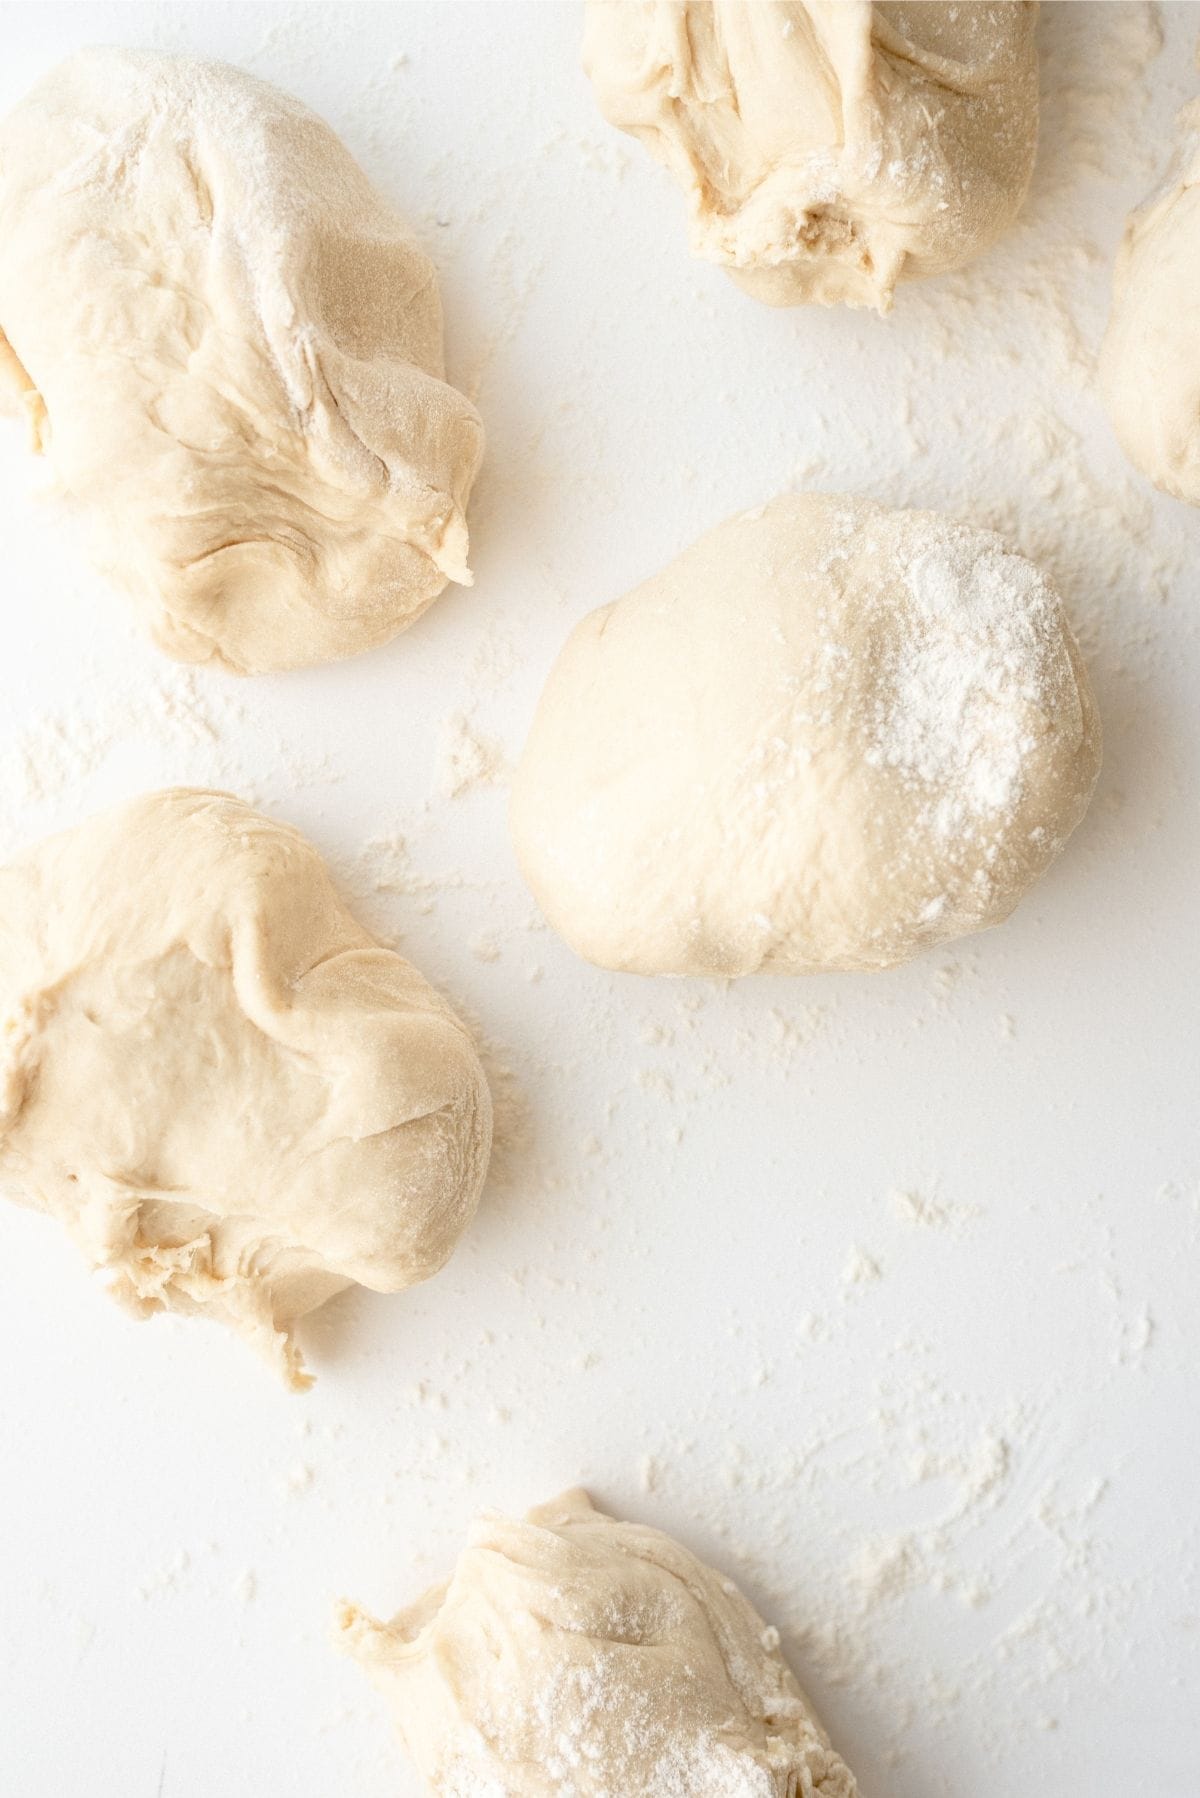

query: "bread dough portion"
left=0, top=49, right=484, bottom=672
left=511, top=494, right=1100, bottom=978
left=0, top=790, right=492, bottom=1387
left=339, top=1487, right=859, bottom=1797
left=1100, top=97, right=1200, bottom=506
left=584, top=1, right=1039, bottom=311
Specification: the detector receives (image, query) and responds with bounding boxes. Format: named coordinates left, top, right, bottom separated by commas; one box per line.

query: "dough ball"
left=0, top=790, right=492, bottom=1388
left=583, top=1, right=1039, bottom=311
left=511, top=494, right=1100, bottom=978
left=0, top=49, right=484, bottom=672
left=338, top=1486, right=859, bottom=1797
left=1100, top=97, right=1200, bottom=506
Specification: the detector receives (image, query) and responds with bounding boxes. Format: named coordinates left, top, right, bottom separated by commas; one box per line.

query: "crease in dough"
left=0, top=789, right=493, bottom=1387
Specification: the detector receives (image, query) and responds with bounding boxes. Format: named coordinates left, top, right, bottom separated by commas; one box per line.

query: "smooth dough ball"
left=1100, top=98, right=1200, bottom=506
left=511, top=494, right=1101, bottom=978
left=0, top=49, right=484, bottom=672
left=583, top=0, right=1040, bottom=311
left=0, top=790, right=492, bottom=1388
left=339, top=1487, right=859, bottom=1797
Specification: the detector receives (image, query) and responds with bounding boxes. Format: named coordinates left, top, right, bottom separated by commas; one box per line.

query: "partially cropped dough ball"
left=339, top=1487, right=859, bottom=1797
left=512, top=494, right=1100, bottom=977
left=1100, top=97, right=1200, bottom=506
left=0, top=49, right=484, bottom=672
left=0, top=790, right=492, bottom=1387
left=584, top=0, right=1039, bottom=311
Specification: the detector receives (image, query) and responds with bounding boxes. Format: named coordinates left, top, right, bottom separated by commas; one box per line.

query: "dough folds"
left=0, top=790, right=492, bottom=1387
left=0, top=48, right=484, bottom=672
left=584, top=1, right=1040, bottom=311
left=1100, top=97, right=1200, bottom=507
left=511, top=493, right=1100, bottom=978
left=339, top=1486, right=859, bottom=1797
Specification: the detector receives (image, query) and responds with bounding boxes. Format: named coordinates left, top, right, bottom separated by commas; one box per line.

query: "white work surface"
left=1, top=4, right=1198, bottom=1794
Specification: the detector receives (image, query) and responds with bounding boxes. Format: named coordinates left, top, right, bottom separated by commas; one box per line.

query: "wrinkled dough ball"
left=0, top=49, right=484, bottom=672
left=339, top=1487, right=859, bottom=1797
left=511, top=494, right=1101, bottom=977
left=0, top=790, right=492, bottom=1388
left=584, top=0, right=1039, bottom=311
left=1100, top=97, right=1200, bottom=507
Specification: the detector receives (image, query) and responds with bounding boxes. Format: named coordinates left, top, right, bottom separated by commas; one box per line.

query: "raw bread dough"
left=583, top=0, right=1040, bottom=311
left=1100, top=97, right=1200, bottom=507
left=511, top=493, right=1100, bottom=978
left=0, top=790, right=492, bottom=1388
left=338, top=1486, right=859, bottom=1797
left=0, top=48, right=483, bottom=673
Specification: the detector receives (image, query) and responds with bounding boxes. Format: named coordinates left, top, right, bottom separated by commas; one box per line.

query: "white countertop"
left=1, top=4, right=1198, bottom=1794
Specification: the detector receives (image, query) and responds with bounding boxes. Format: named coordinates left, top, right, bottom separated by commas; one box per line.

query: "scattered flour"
left=0, top=667, right=232, bottom=834
left=437, top=710, right=506, bottom=798
left=842, top=1247, right=882, bottom=1289
left=888, top=1186, right=977, bottom=1237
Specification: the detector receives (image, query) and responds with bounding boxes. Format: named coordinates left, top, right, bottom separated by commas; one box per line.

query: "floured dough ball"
left=0, top=790, right=492, bottom=1388
left=0, top=49, right=484, bottom=672
left=338, top=1487, right=859, bottom=1797
left=511, top=494, right=1100, bottom=977
left=1100, top=98, right=1200, bottom=506
left=583, top=1, right=1040, bottom=311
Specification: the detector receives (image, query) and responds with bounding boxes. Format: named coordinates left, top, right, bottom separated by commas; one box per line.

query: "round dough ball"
left=0, top=790, right=492, bottom=1388
left=339, top=1486, right=859, bottom=1797
left=583, top=1, right=1040, bottom=312
left=511, top=494, right=1101, bottom=978
left=1100, top=97, right=1200, bottom=506
left=0, top=49, right=484, bottom=672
